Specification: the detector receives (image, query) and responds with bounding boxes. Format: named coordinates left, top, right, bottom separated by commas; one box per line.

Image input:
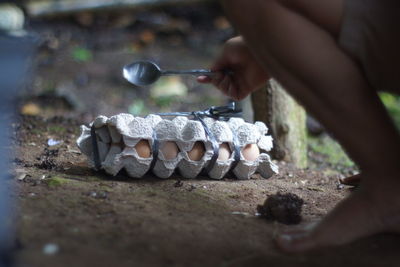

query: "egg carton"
left=77, top=113, right=279, bottom=180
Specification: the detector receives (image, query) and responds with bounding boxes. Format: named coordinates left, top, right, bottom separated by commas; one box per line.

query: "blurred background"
left=16, top=0, right=234, bottom=121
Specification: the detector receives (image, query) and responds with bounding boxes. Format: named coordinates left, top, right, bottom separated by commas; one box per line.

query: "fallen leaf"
left=72, top=47, right=92, bottom=62
left=21, top=103, right=41, bottom=116
left=214, top=16, right=231, bottom=30
left=307, top=186, right=325, bottom=192
left=139, top=30, right=155, bottom=44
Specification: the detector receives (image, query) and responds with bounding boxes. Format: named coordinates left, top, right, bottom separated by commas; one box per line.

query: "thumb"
left=197, top=75, right=212, bottom=83
left=211, top=49, right=232, bottom=72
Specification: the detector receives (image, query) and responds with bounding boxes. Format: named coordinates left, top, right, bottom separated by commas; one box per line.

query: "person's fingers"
left=229, top=83, right=240, bottom=101
left=211, top=46, right=232, bottom=72
left=218, top=75, right=231, bottom=96
left=197, top=75, right=212, bottom=83
left=229, top=75, right=247, bottom=101
left=211, top=51, right=225, bottom=70
left=210, top=72, right=224, bottom=88
left=236, top=90, right=250, bottom=101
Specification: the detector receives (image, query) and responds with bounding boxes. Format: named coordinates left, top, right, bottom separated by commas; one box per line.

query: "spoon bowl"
left=123, top=61, right=162, bottom=87
left=123, top=60, right=215, bottom=86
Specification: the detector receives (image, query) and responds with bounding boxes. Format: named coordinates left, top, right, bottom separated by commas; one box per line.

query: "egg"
left=161, top=141, right=179, bottom=160
left=218, top=143, right=231, bottom=161
left=241, top=143, right=260, bottom=161
left=135, top=139, right=151, bottom=158
left=188, top=141, right=205, bottom=161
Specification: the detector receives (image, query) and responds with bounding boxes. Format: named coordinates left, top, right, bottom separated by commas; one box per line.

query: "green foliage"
left=45, top=177, right=69, bottom=187
left=308, top=134, right=355, bottom=168
left=72, top=47, right=92, bottom=62
left=154, top=96, right=175, bottom=108
left=150, top=77, right=187, bottom=108
left=128, top=99, right=148, bottom=116
left=47, top=125, right=66, bottom=134
left=380, top=92, right=400, bottom=131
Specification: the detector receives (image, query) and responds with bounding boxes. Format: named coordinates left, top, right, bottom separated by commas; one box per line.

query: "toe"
left=197, top=75, right=211, bottom=83
left=276, top=191, right=387, bottom=253
left=340, top=174, right=361, bottom=186
left=276, top=230, right=318, bottom=253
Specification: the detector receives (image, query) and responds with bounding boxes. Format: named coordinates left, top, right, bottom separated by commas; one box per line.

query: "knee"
left=220, top=0, right=303, bottom=14
left=220, top=0, right=301, bottom=19
left=220, top=0, right=276, bottom=10
left=278, top=0, right=309, bottom=15
left=219, top=0, right=281, bottom=23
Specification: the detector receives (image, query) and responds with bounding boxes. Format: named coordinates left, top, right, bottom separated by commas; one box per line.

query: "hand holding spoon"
left=123, top=60, right=215, bottom=86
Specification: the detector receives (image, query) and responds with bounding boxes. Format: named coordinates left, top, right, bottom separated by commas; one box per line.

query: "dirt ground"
left=10, top=3, right=400, bottom=266
left=11, top=116, right=400, bottom=267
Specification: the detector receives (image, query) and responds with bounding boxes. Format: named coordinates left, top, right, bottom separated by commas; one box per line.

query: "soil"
left=10, top=3, right=400, bottom=266
left=257, top=192, right=304, bottom=225
left=11, top=115, right=400, bottom=267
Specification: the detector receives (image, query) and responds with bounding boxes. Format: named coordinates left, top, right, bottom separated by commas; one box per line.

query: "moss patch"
left=45, top=176, right=70, bottom=187
left=380, top=92, right=400, bottom=131
left=308, top=134, right=354, bottom=168
left=47, top=125, right=67, bottom=134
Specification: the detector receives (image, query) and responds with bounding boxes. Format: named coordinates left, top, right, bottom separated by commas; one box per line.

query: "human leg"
left=220, top=0, right=400, bottom=251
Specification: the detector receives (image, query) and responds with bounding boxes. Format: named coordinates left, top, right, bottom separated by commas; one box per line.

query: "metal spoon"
left=123, top=60, right=215, bottom=86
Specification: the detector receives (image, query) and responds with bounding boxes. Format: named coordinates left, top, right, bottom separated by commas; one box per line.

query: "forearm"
left=220, top=0, right=400, bottom=173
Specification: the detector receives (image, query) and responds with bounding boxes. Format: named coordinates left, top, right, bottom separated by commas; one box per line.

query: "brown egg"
left=188, top=141, right=205, bottom=161
left=161, top=141, right=179, bottom=160
left=218, top=143, right=231, bottom=161
left=135, top=139, right=151, bottom=158
left=241, top=143, right=260, bottom=161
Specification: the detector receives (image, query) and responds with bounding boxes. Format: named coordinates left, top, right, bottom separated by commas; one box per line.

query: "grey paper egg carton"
left=77, top=113, right=278, bottom=180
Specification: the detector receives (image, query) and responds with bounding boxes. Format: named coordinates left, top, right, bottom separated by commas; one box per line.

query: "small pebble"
left=47, top=139, right=62, bottom=146
left=88, top=191, right=108, bottom=199
left=173, top=180, right=183, bottom=188
left=43, top=243, right=59, bottom=255
left=337, top=183, right=345, bottom=190
left=231, top=211, right=250, bottom=216
left=188, top=185, right=197, bottom=191
left=15, top=169, right=27, bottom=181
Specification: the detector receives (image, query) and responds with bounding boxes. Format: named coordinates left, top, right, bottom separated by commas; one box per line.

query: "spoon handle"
left=161, top=69, right=215, bottom=76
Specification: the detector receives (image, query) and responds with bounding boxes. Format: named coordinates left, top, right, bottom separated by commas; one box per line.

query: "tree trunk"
left=251, top=79, right=307, bottom=168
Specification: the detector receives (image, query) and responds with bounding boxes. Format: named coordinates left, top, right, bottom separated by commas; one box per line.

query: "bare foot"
left=276, top=174, right=400, bottom=252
